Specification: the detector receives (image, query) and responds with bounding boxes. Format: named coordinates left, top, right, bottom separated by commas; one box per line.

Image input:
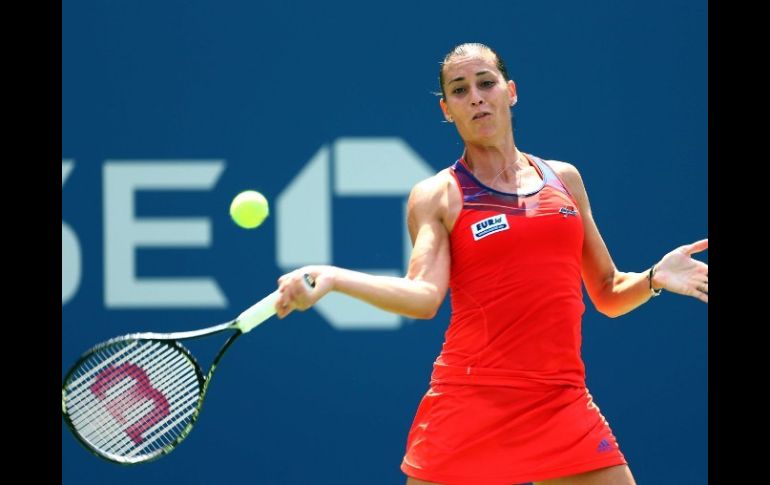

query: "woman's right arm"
left=274, top=176, right=452, bottom=320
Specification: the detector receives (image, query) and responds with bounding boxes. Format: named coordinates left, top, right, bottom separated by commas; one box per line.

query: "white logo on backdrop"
left=61, top=138, right=434, bottom=330
left=61, top=160, right=228, bottom=309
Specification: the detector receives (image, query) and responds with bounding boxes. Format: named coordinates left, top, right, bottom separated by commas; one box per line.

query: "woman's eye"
left=452, top=87, right=466, bottom=95
left=480, top=80, right=496, bottom=88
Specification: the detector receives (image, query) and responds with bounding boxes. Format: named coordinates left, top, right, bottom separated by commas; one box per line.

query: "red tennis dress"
left=400, top=154, right=627, bottom=484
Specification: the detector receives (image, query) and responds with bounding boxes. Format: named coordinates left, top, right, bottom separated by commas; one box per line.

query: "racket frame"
left=62, top=274, right=314, bottom=464
left=61, top=323, right=240, bottom=464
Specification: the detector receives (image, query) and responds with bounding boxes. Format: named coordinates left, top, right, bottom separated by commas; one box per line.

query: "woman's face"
left=440, top=55, right=517, bottom=145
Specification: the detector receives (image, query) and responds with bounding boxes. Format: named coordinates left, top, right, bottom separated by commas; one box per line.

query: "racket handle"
left=235, top=274, right=316, bottom=333
left=235, top=290, right=280, bottom=333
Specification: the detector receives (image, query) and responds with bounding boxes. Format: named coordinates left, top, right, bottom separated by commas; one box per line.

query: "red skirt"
left=401, top=382, right=627, bottom=484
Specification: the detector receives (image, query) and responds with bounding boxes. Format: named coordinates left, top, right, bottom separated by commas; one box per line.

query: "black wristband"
left=648, top=265, right=662, bottom=297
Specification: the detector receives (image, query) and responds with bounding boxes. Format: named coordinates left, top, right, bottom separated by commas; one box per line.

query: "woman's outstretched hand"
left=653, top=238, right=708, bottom=303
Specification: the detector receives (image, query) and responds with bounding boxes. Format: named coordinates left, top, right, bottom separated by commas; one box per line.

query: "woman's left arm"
left=555, top=161, right=708, bottom=317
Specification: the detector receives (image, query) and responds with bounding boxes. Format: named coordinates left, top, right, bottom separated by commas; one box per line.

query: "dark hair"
left=438, top=43, right=510, bottom=98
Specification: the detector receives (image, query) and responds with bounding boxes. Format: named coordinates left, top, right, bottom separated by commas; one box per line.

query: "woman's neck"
left=464, top=138, right=528, bottom=184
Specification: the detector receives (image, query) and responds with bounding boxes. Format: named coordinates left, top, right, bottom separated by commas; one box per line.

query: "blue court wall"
left=62, top=1, right=708, bottom=483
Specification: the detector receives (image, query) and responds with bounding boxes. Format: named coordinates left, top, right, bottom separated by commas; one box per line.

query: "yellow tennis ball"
left=229, top=190, right=269, bottom=229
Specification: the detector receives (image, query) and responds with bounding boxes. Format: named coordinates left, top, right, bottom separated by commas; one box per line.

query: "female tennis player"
left=274, top=43, right=707, bottom=485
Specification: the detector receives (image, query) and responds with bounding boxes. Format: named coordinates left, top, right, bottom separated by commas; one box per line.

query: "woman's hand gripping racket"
left=61, top=274, right=315, bottom=465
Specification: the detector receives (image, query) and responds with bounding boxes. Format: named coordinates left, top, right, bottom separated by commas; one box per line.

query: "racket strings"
left=80, top=354, right=199, bottom=454
left=69, top=347, right=199, bottom=457
left=68, top=343, right=180, bottom=439
left=69, top=343, right=184, bottom=425
left=67, top=341, right=165, bottom=412
left=67, top=344, right=166, bottom=449
left=63, top=340, right=203, bottom=461
left=99, top=364, right=201, bottom=455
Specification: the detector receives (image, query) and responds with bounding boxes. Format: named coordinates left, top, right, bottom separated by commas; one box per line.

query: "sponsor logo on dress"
left=471, top=214, right=509, bottom=241
left=559, top=206, right=578, bottom=217
left=597, top=439, right=613, bottom=453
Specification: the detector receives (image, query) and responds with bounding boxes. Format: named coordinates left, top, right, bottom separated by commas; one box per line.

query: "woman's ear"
left=440, top=98, right=453, bottom=122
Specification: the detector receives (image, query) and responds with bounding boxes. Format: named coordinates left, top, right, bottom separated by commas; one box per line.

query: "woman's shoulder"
left=408, top=168, right=461, bottom=222
left=533, top=156, right=590, bottom=203
left=531, top=156, right=578, bottom=175
left=410, top=168, right=456, bottom=198
left=532, top=156, right=582, bottom=186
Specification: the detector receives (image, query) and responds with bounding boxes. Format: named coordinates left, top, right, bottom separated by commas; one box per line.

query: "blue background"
left=62, top=1, right=708, bottom=483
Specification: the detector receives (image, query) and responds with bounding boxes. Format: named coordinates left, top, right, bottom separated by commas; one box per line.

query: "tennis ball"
left=229, top=190, right=269, bottom=229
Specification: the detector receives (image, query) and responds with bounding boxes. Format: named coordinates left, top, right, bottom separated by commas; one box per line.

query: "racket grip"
left=235, top=274, right=316, bottom=333
left=235, top=290, right=280, bottom=333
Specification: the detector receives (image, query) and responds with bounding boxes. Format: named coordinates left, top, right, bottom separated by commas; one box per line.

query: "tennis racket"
left=61, top=274, right=315, bottom=465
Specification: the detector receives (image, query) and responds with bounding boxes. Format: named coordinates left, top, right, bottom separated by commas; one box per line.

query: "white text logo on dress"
left=471, top=214, right=509, bottom=241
